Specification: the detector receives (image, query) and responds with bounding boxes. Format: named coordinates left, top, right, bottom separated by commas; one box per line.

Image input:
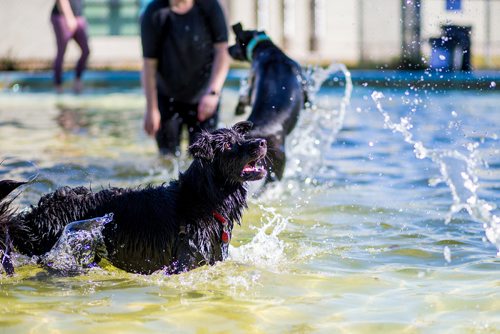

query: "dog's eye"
left=224, top=142, right=232, bottom=151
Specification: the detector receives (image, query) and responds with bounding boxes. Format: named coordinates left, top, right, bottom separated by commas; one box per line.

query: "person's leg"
left=72, top=17, right=90, bottom=93
left=51, top=14, right=71, bottom=93
left=156, top=96, right=183, bottom=156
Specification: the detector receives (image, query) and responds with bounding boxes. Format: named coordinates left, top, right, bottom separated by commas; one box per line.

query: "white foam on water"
left=371, top=91, right=500, bottom=255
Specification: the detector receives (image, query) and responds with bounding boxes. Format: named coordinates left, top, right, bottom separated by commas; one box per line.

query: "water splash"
left=229, top=205, right=289, bottom=269
left=286, top=63, right=353, bottom=180
left=248, top=63, right=353, bottom=216
left=41, top=213, right=113, bottom=274
left=371, top=91, right=500, bottom=255
left=142, top=206, right=291, bottom=294
left=305, top=62, right=352, bottom=103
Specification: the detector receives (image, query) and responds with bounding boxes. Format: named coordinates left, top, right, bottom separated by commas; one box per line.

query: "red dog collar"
left=213, top=211, right=230, bottom=244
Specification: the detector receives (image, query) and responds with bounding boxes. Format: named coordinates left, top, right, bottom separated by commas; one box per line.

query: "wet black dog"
left=229, top=23, right=308, bottom=182
left=0, top=121, right=266, bottom=276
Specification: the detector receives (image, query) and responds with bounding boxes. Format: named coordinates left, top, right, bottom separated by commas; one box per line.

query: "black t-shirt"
left=141, top=0, right=228, bottom=103
left=52, top=0, right=83, bottom=17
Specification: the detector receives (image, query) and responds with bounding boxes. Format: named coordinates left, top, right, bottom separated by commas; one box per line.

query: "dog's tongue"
left=243, top=164, right=255, bottom=172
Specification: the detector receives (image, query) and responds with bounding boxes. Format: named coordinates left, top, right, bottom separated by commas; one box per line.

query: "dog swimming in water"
left=0, top=121, right=267, bottom=276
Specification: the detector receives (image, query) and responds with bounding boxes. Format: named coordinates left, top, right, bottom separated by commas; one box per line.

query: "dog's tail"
left=0, top=180, right=25, bottom=202
left=0, top=179, right=26, bottom=275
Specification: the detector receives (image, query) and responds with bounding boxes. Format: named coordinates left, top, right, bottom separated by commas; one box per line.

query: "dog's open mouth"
left=241, top=158, right=266, bottom=181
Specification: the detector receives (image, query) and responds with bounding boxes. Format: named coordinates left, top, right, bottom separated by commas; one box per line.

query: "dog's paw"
left=235, top=103, right=248, bottom=116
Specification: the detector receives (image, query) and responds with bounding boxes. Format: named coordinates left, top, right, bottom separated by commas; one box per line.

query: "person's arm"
left=197, top=41, right=230, bottom=122
left=142, top=58, right=161, bottom=136
left=56, top=0, right=78, bottom=32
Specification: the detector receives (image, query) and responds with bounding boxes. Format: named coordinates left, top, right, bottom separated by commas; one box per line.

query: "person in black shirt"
left=140, top=0, right=230, bottom=156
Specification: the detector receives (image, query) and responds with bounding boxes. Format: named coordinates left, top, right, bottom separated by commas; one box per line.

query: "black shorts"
left=156, top=95, right=218, bottom=156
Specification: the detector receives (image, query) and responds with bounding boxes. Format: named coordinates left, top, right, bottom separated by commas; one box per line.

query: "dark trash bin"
left=429, top=37, right=453, bottom=71
left=428, top=25, right=472, bottom=72
left=441, top=25, right=472, bottom=71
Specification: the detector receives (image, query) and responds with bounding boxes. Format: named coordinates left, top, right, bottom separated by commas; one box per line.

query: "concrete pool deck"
left=0, top=69, right=498, bottom=92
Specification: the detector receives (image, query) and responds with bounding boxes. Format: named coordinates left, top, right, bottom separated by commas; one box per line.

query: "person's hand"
left=144, top=108, right=161, bottom=137
left=65, top=16, right=78, bottom=34
left=197, top=93, right=219, bottom=122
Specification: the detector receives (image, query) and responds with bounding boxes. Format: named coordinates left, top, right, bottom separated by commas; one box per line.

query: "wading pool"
left=0, top=70, right=499, bottom=333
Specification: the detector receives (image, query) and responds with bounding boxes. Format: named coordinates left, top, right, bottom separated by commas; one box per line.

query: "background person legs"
left=72, top=17, right=90, bottom=93
left=51, top=14, right=71, bottom=93
left=155, top=97, right=219, bottom=156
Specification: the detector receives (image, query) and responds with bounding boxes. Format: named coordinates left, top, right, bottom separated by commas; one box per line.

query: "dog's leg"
left=260, top=135, right=286, bottom=182
left=268, top=149, right=286, bottom=182
left=171, top=226, right=201, bottom=274
left=236, top=70, right=254, bottom=116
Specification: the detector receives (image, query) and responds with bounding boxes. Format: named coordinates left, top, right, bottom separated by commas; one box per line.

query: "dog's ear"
left=232, top=23, right=243, bottom=35
left=189, top=132, right=214, bottom=160
left=232, top=121, right=253, bottom=135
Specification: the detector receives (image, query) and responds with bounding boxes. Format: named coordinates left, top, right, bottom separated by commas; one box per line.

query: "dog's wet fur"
left=229, top=23, right=308, bottom=182
left=0, top=121, right=267, bottom=276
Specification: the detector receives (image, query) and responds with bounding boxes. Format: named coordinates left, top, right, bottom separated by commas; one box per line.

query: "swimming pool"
left=0, top=69, right=499, bottom=332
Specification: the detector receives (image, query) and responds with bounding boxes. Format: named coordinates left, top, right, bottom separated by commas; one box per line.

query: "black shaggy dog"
left=0, top=121, right=266, bottom=276
left=229, top=23, right=308, bottom=182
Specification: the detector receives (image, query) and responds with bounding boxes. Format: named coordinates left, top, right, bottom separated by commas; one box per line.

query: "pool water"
left=0, top=70, right=499, bottom=333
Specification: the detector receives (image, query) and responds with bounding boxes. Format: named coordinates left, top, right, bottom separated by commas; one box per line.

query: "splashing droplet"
left=443, top=246, right=451, bottom=263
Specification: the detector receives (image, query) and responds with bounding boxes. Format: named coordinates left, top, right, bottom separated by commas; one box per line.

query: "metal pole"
left=283, top=0, right=296, bottom=51
left=358, top=0, right=365, bottom=65
left=310, top=0, right=317, bottom=51
left=485, top=0, right=492, bottom=67
left=401, top=0, right=423, bottom=69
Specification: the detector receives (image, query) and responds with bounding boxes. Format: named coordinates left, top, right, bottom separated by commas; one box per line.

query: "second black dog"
left=229, top=22, right=308, bottom=182
left=0, top=121, right=266, bottom=276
